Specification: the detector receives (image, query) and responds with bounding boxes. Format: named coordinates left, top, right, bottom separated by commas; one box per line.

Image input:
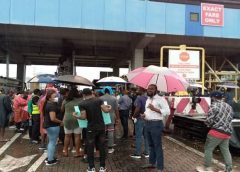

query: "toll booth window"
left=190, top=12, right=199, bottom=22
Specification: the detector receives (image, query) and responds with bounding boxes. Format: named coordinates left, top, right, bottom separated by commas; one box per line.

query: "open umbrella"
left=189, top=83, right=207, bottom=90
left=97, top=76, right=127, bottom=84
left=217, top=82, right=239, bottom=89
left=28, top=74, right=56, bottom=83
left=54, top=75, right=94, bottom=86
left=126, top=65, right=189, bottom=92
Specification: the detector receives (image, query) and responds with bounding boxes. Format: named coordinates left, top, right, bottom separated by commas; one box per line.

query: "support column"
left=131, top=49, right=143, bottom=70
left=112, top=66, right=119, bottom=77
left=6, top=53, right=9, bottom=78
left=72, top=50, right=76, bottom=75
left=17, top=63, right=26, bottom=89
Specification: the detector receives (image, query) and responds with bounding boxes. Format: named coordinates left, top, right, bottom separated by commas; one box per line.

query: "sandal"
left=141, top=164, right=156, bottom=169
left=62, top=150, right=68, bottom=157
left=74, top=153, right=83, bottom=158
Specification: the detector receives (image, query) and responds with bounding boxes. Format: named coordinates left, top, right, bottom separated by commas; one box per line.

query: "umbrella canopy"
left=97, top=76, right=127, bottom=84
left=217, top=82, right=239, bottom=89
left=54, top=75, right=94, bottom=86
left=189, top=83, right=207, bottom=90
left=126, top=65, right=189, bottom=92
left=28, top=74, right=56, bottom=83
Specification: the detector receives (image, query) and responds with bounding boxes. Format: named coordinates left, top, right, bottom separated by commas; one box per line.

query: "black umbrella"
left=54, top=75, right=94, bottom=86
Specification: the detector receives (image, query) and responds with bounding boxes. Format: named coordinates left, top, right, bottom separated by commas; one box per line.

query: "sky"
left=0, top=64, right=129, bottom=83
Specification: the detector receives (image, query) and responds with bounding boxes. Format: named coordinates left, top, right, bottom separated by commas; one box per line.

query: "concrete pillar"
left=112, top=66, right=119, bottom=77
left=17, top=63, right=26, bottom=89
left=72, top=50, right=76, bottom=75
left=131, top=49, right=143, bottom=70
left=6, top=53, right=9, bottom=78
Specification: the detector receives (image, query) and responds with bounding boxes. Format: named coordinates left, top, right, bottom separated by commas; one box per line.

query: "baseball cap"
left=210, top=91, right=223, bottom=98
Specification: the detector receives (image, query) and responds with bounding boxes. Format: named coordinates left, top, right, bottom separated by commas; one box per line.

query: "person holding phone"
left=141, top=84, right=170, bottom=172
left=72, top=88, right=111, bottom=172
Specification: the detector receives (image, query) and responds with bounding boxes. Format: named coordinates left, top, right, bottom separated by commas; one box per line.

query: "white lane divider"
left=165, top=136, right=225, bottom=168
left=0, top=133, right=21, bottom=156
left=26, top=152, right=47, bottom=172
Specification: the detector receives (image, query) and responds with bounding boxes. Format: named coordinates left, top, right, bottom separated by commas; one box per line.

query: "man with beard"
left=142, top=84, right=170, bottom=172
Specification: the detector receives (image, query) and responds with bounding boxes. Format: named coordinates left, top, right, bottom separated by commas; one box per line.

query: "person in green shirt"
left=61, top=87, right=82, bottom=157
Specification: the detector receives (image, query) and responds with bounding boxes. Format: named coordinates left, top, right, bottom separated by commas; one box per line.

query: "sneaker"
left=87, top=167, right=96, bottom=172
left=108, top=148, right=114, bottom=154
left=142, top=153, right=149, bottom=158
left=31, top=140, right=40, bottom=144
left=44, top=157, right=59, bottom=163
left=99, top=167, right=106, bottom=172
left=196, top=166, right=214, bottom=172
left=38, top=146, right=47, bottom=150
left=45, top=159, right=58, bottom=166
left=82, top=156, right=88, bottom=163
left=130, top=154, right=141, bottom=159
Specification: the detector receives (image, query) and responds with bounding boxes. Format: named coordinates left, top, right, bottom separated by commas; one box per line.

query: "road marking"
left=165, top=136, right=225, bottom=168
left=26, top=152, right=47, bottom=172
left=0, top=133, right=21, bottom=156
left=0, top=154, right=37, bottom=172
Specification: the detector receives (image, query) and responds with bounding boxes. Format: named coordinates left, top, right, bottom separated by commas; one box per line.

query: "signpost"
left=160, top=45, right=205, bottom=95
left=201, top=3, right=224, bottom=27
left=168, top=50, right=200, bottom=80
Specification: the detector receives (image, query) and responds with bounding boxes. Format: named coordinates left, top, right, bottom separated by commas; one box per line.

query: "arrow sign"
left=0, top=154, right=37, bottom=172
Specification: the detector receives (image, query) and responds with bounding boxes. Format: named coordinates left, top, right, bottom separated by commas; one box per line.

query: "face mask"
left=53, top=97, right=58, bottom=102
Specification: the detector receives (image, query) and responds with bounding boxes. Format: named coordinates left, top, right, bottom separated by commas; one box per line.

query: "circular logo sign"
left=179, top=52, right=190, bottom=62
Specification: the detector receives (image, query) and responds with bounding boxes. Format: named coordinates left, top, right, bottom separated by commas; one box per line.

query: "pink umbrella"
left=126, top=65, right=189, bottom=92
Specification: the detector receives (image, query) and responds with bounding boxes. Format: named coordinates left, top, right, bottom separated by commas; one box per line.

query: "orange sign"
left=201, top=3, right=224, bottom=27
left=179, top=52, right=190, bottom=62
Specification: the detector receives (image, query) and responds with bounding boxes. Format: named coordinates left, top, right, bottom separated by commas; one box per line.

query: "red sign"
left=201, top=3, right=224, bottom=27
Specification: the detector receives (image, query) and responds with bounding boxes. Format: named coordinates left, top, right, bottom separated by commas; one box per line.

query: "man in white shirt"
left=142, top=84, right=170, bottom=172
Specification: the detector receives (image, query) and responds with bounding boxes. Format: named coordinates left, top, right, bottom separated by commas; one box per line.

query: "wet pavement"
left=0, top=128, right=239, bottom=172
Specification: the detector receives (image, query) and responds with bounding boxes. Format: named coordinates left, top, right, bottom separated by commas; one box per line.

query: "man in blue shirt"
left=118, top=90, right=132, bottom=139
left=130, top=87, right=149, bottom=159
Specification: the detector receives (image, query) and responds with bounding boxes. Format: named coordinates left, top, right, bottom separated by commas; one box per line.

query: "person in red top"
left=196, top=91, right=233, bottom=172
left=13, top=91, right=29, bottom=132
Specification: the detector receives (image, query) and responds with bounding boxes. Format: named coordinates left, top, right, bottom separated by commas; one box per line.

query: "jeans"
left=135, top=118, right=149, bottom=155
left=204, top=135, right=232, bottom=172
left=145, top=120, right=164, bottom=170
left=46, top=126, right=60, bottom=161
left=32, top=115, right=40, bottom=141
left=119, top=110, right=129, bottom=138
left=106, top=124, right=114, bottom=147
left=86, top=129, right=106, bottom=168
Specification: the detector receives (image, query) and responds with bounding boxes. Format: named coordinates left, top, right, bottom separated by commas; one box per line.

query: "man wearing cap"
left=196, top=91, right=233, bottom=172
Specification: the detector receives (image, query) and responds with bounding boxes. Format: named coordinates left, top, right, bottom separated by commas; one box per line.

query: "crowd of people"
left=0, top=83, right=239, bottom=172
